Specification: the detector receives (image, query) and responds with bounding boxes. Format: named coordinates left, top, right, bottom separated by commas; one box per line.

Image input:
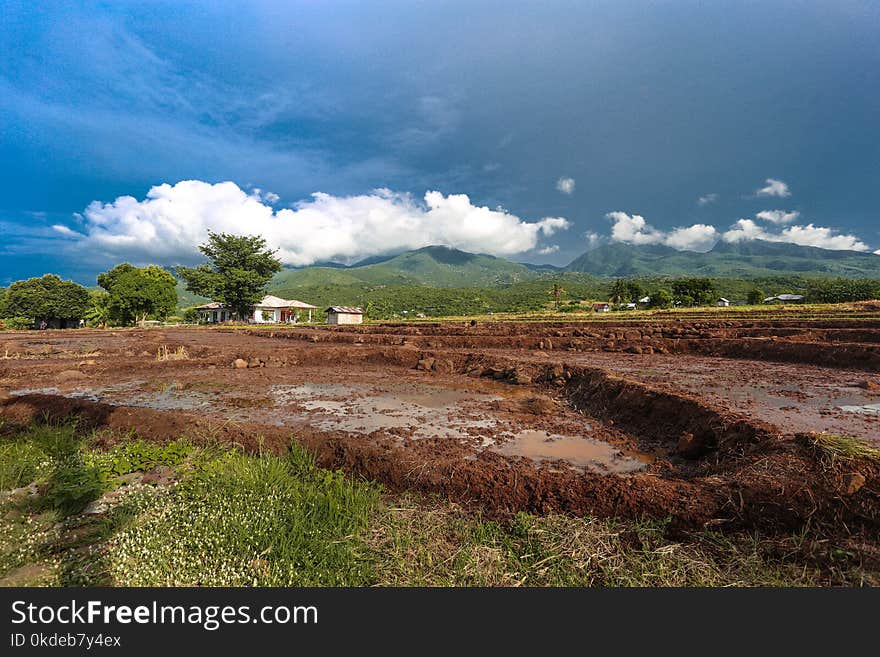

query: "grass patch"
left=106, top=446, right=380, bottom=586
left=808, top=433, right=880, bottom=464
left=1, top=423, right=877, bottom=587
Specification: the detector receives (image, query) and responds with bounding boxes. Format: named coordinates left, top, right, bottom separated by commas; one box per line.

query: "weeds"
left=808, top=433, right=880, bottom=464
left=156, top=345, right=189, bottom=361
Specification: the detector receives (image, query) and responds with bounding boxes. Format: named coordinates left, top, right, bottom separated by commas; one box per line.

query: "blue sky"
left=2, top=0, right=879, bottom=284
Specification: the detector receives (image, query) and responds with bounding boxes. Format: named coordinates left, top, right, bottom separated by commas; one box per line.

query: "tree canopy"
left=177, top=232, right=282, bottom=320
left=671, top=278, right=717, bottom=306
left=609, top=279, right=644, bottom=304
left=0, top=275, right=90, bottom=326
left=97, top=263, right=177, bottom=326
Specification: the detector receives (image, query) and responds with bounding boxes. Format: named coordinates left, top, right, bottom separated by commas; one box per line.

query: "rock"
left=510, top=369, right=531, bottom=385
left=549, top=364, right=565, bottom=380
left=233, top=358, right=248, bottom=369
left=77, top=359, right=97, bottom=366
left=603, top=341, right=616, bottom=351
left=433, top=359, right=454, bottom=373
left=247, top=357, right=262, bottom=368
left=843, top=472, right=866, bottom=495
left=623, top=330, right=642, bottom=341
left=625, top=346, right=643, bottom=354
left=483, top=367, right=506, bottom=379
left=857, top=380, right=880, bottom=392
left=676, top=432, right=705, bottom=457
left=417, top=357, right=435, bottom=371
left=544, top=338, right=553, bottom=350
left=519, top=395, right=557, bottom=415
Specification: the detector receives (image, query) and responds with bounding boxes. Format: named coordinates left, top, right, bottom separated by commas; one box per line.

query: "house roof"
left=195, top=302, right=224, bottom=310
left=777, top=294, right=804, bottom=301
left=718, top=297, right=730, bottom=302
left=254, top=295, right=318, bottom=309
left=325, top=306, right=364, bottom=314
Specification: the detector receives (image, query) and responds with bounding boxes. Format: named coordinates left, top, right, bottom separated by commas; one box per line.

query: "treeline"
left=0, top=264, right=178, bottom=329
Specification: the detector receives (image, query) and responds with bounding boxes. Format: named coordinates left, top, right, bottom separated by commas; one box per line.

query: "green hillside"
left=566, top=240, right=880, bottom=277
left=272, top=246, right=538, bottom=289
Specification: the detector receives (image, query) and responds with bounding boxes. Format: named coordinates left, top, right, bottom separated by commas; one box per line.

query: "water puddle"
left=489, top=429, right=652, bottom=473
left=839, top=404, right=880, bottom=416
left=270, top=382, right=500, bottom=438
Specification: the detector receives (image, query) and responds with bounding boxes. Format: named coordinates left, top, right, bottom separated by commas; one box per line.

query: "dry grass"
left=809, top=433, right=880, bottom=464
left=155, top=345, right=189, bottom=361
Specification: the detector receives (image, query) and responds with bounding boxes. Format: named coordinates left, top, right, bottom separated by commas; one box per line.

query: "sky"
left=2, top=0, right=879, bottom=284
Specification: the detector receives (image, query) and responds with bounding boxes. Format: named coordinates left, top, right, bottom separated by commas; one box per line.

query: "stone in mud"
left=857, top=380, right=880, bottom=392
left=843, top=472, right=866, bottom=495
left=247, top=357, right=263, bottom=368
left=623, top=330, right=642, bottom=341
left=509, top=369, right=531, bottom=385
left=233, top=358, right=248, bottom=369
left=625, top=346, right=643, bottom=354
left=416, top=357, right=435, bottom=371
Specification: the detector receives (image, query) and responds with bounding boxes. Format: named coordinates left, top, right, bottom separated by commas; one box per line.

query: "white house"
left=251, top=295, right=318, bottom=324
left=717, top=298, right=730, bottom=307
left=196, top=296, right=318, bottom=324
left=325, top=306, right=364, bottom=324
left=195, top=302, right=232, bottom=323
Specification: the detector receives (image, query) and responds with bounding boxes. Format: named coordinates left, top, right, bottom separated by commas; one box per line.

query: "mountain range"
left=175, top=241, right=880, bottom=309
left=271, top=241, right=880, bottom=290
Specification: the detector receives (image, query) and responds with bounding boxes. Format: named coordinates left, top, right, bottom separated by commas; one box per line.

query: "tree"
left=84, top=290, right=112, bottom=328
left=182, top=307, right=200, bottom=324
left=97, top=264, right=178, bottom=326
left=548, top=282, right=566, bottom=310
left=647, top=289, right=673, bottom=309
left=672, top=278, right=716, bottom=306
left=0, top=275, right=90, bottom=327
left=747, top=288, right=765, bottom=305
left=610, top=279, right=644, bottom=304
left=177, top=232, right=282, bottom=320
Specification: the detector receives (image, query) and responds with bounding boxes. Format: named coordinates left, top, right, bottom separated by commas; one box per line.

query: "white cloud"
left=607, top=212, right=719, bottom=251
left=697, top=193, right=718, bottom=206
left=51, top=224, right=78, bottom=237
left=537, top=245, right=559, bottom=255
left=664, top=224, right=720, bottom=251
left=722, top=219, right=870, bottom=251
left=755, top=209, right=799, bottom=224
left=584, top=231, right=600, bottom=248
left=756, top=178, right=791, bottom=198
left=66, top=180, right=571, bottom=266
left=556, top=177, right=576, bottom=195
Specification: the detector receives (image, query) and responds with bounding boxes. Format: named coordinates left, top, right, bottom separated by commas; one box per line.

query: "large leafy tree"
left=609, top=279, right=644, bottom=304
left=177, top=232, right=282, bottom=320
left=0, top=275, right=90, bottom=326
left=671, top=278, right=717, bottom=306
left=97, top=264, right=177, bottom=326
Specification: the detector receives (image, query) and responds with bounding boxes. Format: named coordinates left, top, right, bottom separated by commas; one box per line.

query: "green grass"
left=808, top=433, right=880, bottom=463
left=1, top=423, right=876, bottom=587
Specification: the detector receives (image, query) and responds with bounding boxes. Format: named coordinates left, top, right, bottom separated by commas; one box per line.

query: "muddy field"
left=1, top=319, right=879, bottom=537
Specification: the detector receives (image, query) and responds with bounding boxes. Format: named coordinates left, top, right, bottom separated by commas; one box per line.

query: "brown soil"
left=1, top=321, right=878, bottom=538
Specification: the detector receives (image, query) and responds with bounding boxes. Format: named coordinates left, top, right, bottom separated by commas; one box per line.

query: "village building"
left=196, top=295, right=318, bottom=324
left=717, top=297, right=730, bottom=307
left=325, top=306, right=365, bottom=324
left=763, top=294, right=805, bottom=304
left=592, top=302, right=611, bottom=313
left=251, top=295, right=318, bottom=324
